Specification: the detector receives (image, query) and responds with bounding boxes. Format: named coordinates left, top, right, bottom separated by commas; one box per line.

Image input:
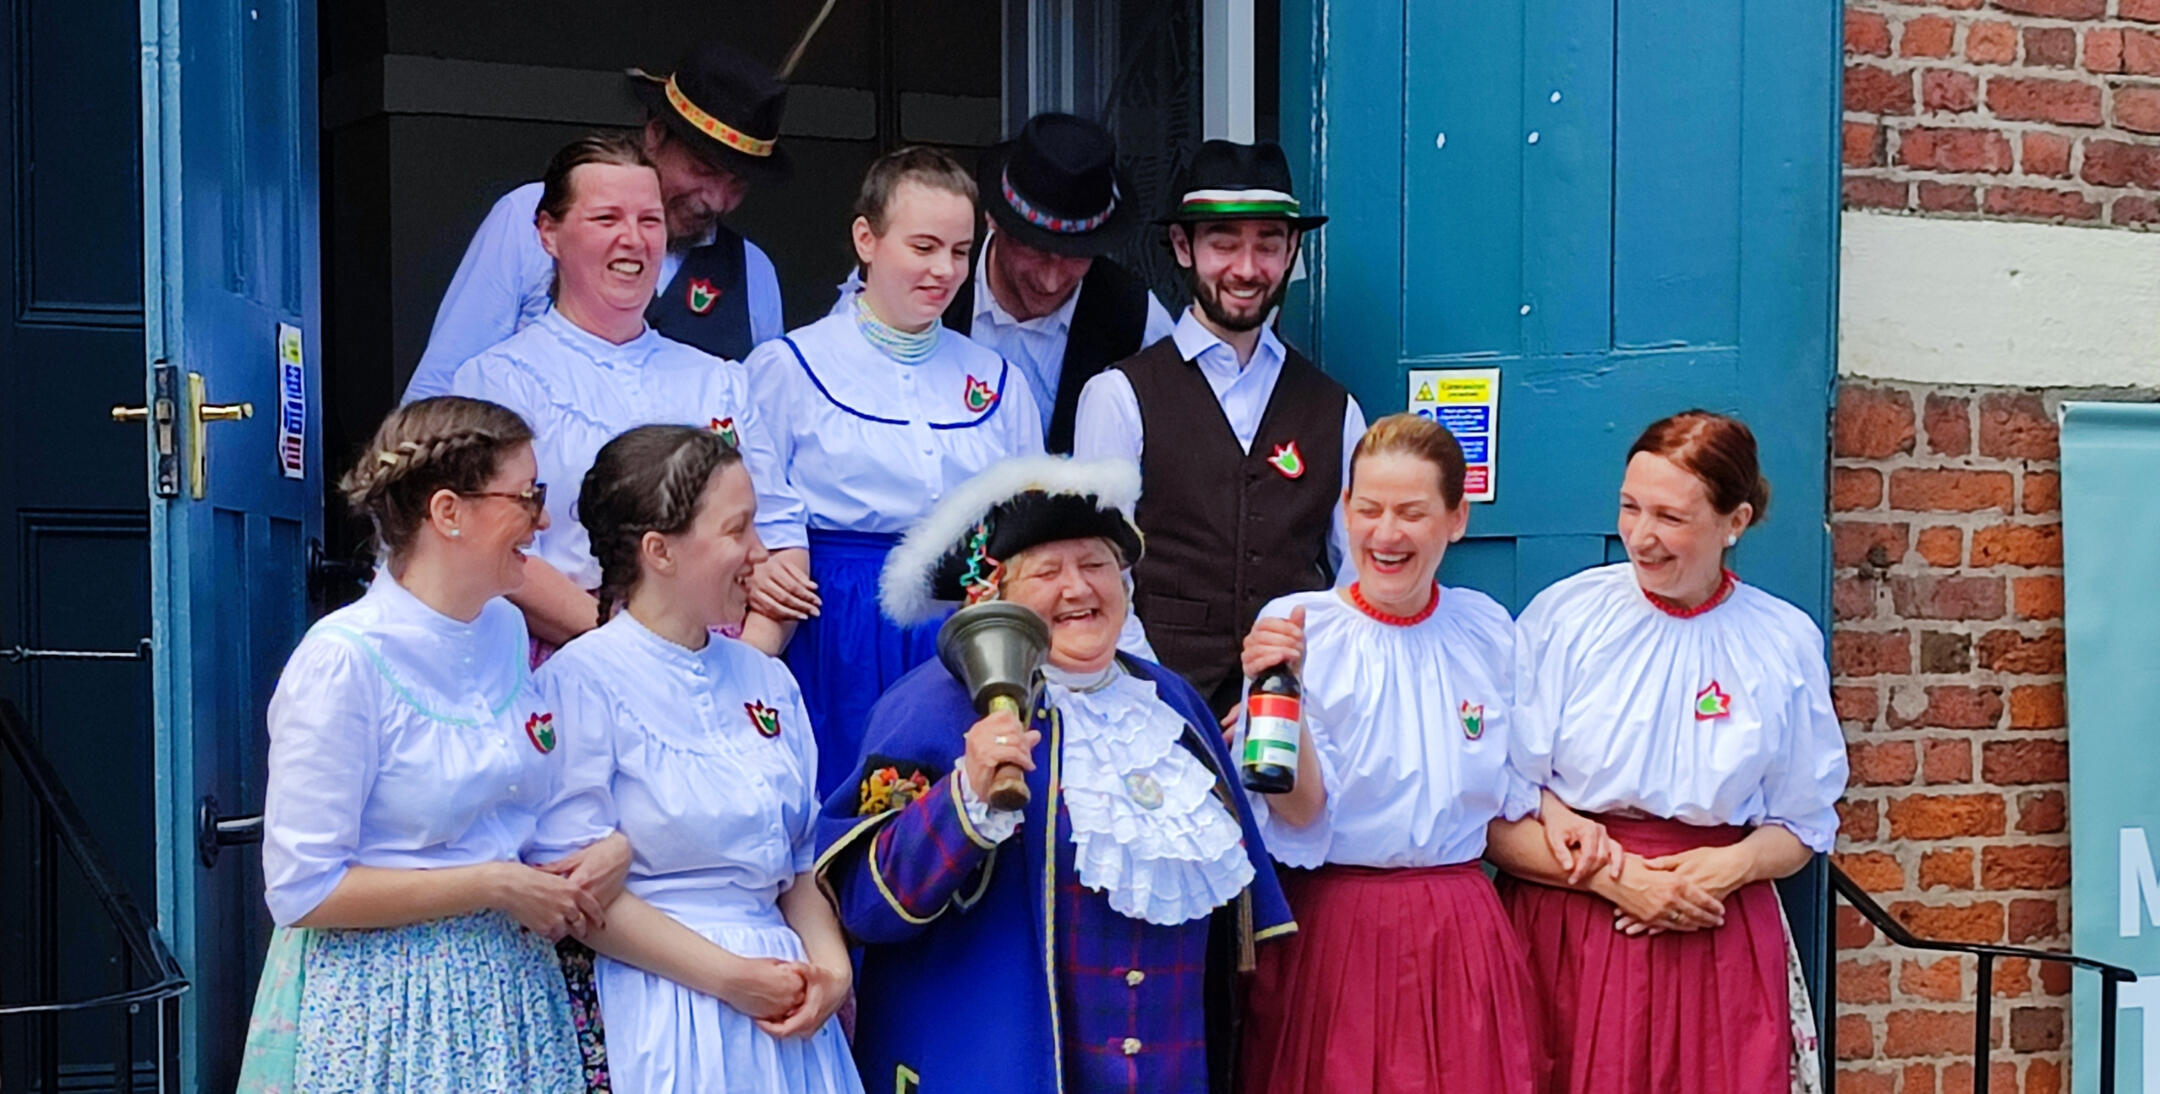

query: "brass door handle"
left=187, top=372, right=254, bottom=499
left=112, top=405, right=149, bottom=423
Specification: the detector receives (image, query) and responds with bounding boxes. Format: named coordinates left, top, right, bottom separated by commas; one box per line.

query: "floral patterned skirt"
left=557, top=937, right=611, bottom=1093
left=293, top=910, right=583, bottom=1094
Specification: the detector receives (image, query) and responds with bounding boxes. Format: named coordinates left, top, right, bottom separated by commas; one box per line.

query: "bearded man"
left=1072, top=139, right=1366, bottom=715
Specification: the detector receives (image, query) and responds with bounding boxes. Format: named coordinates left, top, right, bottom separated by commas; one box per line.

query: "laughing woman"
left=1486, top=410, right=1848, bottom=1094
left=529, top=425, right=861, bottom=1094
left=1233, top=414, right=1553, bottom=1094
left=738, top=146, right=1044, bottom=796
left=446, top=133, right=763, bottom=653
left=260, top=397, right=622, bottom=1094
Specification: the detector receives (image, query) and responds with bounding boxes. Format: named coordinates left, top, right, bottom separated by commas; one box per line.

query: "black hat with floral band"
left=627, top=41, right=793, bottom=184
left=1158, top=139, right=1327, bottom=230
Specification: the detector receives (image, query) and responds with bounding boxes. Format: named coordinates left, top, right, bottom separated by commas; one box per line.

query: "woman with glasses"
left=257, top=396, right=629, bottom=1093
left=445, top=132, right=765, bottom=654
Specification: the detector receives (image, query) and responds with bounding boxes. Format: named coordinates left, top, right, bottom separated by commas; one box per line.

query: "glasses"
left=461, top=482, right=548, bottom=517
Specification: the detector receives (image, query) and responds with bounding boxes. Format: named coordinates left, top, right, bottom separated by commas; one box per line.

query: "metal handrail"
left=1831, top=863, right=2134, bottom=1093
left=0, top=699, right=187, bottom=1015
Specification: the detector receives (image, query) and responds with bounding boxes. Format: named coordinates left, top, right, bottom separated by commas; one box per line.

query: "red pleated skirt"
left=1498, top=814, right=1790, bottom=1094
left=1240, top=861, right=1547, bottom=1094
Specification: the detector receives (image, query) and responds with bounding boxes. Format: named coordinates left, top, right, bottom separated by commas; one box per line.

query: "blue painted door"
left=140, top=0, right=321, bottom=1087
left=1279, top=0, right=1840, bottom=1023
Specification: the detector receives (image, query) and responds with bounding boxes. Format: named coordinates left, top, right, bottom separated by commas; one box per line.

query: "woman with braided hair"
left=529, top=424, right=862, bottom=1093
left=256, top=396, right=630, bottom=1092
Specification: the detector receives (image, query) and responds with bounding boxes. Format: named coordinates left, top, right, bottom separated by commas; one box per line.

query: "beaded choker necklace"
left=1642, top=569, right=1738, bottom=619
left=1347, top=581, right=1440, bottom=626
left=854, top=293, right=940, bottom=365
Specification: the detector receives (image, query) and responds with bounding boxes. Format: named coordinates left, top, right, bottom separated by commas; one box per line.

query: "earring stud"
left=1725, top=534, right=1737, bottom=547
left=449, top=528, right=462, bottom=539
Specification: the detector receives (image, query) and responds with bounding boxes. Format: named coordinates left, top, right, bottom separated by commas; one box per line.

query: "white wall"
left=1839, top=210, right=2160, bottom=389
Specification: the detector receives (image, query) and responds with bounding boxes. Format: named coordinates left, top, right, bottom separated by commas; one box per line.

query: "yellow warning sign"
left=1414, top=382, right=1434, bottom=402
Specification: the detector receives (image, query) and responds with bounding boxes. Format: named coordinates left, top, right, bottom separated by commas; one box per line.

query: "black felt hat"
left=627, top=41, right=792, bottom=184
left=1158, top=139, right=1326, bottom=229
left=880, top=457, right=1145, bottom=625
left=974, top=113, right=1141, bottom=257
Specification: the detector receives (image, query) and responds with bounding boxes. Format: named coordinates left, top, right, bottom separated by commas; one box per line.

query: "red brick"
left=1983, top=844, right=2070, bottom=889
left=1888, top=468, right=2014, bottom=511
left=1848, top=10, right=1893, bottom=55
left=1848, top=64, right=1918, bottom=115
left=1987, top=77, right=2105, bottom=124
left=1841, top=958, right=1893, bottom=1004
left=1838, top=1067, right=1897, bottom=1094
left=1844, top=120, right=1886, bottom=167
left=1889, top=575, right=2007, bottom=620
left=1888, top=793, right=2008, bottom=838
left=1969, top=522, right=2062, bottom=567
left=1888, top=900, right=2006, bottom=944
left=1975, top=627, right=2065, bottom=673
left=2020, top=131, right=2074, bottom=177
left=2131, top=0, right=2160, bottom=21
left=2129, top=28, right=2160, bottom=75
left=1902, top=955, right=1966, bottom=1000
left=2009, top=898, right=2062, bottom=943
left=1982, top=739, right=2069, bottom=784
left=2017, top=789, right=2066, bottom=833
left=2085, top=137, right=2160, bottom=186
left=1850, top=740, right=1920, bottom=786
left=1883, top=1007, right=1984, bottom=1057
left=2029, top=1057, right=2065, bottom=1094
left=2022, top=470, right=2060, bottom=514
left=1836, top=387, right=1917, bottom=458
left=2040, top=960, right=2072, bottom=995
left=1841, top=797, right=1883, bottom=843
left=1836, top=630, right=1913, bottom=676
left=1838, top=849, right=1908, bottom=891
left=2010, top=1005, right=2065, bottom=1051
left=1845, top=176, right=1911, bottom=209
left=1920, top=847, right=1976, bottom=890
left=2089, top=26, right=2127, bottom=72
left=1904, top=14, right=1958, bottom=56
left=2011, top=576, right=2063, bottom=620
left=1916, top=525, right=1964, bottom=567
left=1835, top=521, right=1910, bottom=567
left=1836, top=1013, right=1877, bottom=1059
left=2025, top=25, right=2077, bottom=66
left=1887, top=683, right=2006, bottom=729
left=1978, top=391, right=2059, bottom=458
left=2008, top=682, right=2067, bottom=729
left=1941, top=1061, right=2023, bottom=1093
left=1969, top=19, right=2019, bottom=62
left=1921, top=393, right=1970, bottom=454
left=1835, top=466, right=1884, bottom=510
left=1984, top=185, right=2101, bottom=220
left=1897, top=125, right=2018, bottom=171
left=1836, top=684, right=1881, bottom=723
left=1994, top=956, right=2033, bottom=996
left=1898, top=1063, right=1936, bottom=1094
left=1991, top=0, right=2103, bottom=16
left=1916, top=181, right=1979, bottom=211
left=2117, top=194, right=2160, bottom=224
left=1835, top=575, right=1878, bottom=622
left=2118, top=84, right=2160, bottom=134
left=1922, top=739, right=1973, bottom=784
left=1920, top=629, right=1972, bottom=673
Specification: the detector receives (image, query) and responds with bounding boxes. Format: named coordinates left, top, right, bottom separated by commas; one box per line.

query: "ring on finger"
left=1666, top=911, right=1682, bottom=924
left=993, top=735, right=1008, bottom=746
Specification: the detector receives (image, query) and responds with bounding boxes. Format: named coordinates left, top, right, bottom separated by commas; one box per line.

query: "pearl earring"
left=449, top=528, right=462, bottom=539
left=1725, top=534, right=1737, bottom=547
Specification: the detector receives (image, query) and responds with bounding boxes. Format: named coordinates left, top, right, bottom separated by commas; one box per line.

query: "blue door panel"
left=1518, top=0, right=1615, bottom=359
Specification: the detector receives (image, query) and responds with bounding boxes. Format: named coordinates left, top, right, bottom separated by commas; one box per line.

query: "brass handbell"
left=936, top=601, right=1049, bottom=811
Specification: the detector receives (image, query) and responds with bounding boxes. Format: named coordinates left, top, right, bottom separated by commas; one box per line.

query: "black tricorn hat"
left=880, top=457, right=1145, bottom=626
left=627, top=41, right=792, bottom=184
left=1159, top=139, right=1326, bottom=229
left=974, top=113, right=1141, bottom=258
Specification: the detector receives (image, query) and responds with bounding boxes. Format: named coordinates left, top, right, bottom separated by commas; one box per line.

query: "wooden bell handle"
left=985, top=694, right=1032, bottom=811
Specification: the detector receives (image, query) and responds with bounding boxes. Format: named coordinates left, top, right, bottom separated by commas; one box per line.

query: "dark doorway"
left=0, top=0, right=162, bottom=1088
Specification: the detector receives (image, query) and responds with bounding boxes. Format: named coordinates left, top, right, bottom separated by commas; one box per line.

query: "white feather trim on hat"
left=878, top=456, right=1142, bottom=626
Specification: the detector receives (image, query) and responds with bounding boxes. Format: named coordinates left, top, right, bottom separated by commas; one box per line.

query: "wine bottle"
left=1240, top=664, right=1301, bottom=794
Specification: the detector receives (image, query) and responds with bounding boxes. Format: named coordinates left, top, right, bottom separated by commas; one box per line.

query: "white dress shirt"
left=1244, top=588, right=1539, bottom=869
left=1069, top=308, right=1367, bottom=573
left=737, top=312, right=1045, bottom=551
left=262, top=573, right=554, bottom=926
left=445, top=309, right=766, bottom=589
left=1510, top=563, right=1850, bottom=852
left=407, top=181, right=784, bottom=402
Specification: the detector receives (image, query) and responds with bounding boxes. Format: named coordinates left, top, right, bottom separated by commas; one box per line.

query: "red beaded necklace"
left=1348, top=581, right=1441, bottom=626
left=1642, top=569, right=1738, bottom=619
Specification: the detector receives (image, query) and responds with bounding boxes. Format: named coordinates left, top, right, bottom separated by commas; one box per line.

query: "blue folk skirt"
left=293, top=909, right=582, bottom=1094
left=784, top=529, right=949, bottom=799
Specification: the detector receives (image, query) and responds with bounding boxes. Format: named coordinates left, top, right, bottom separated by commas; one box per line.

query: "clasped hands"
left=1540, top=802, right=1749, bottom=936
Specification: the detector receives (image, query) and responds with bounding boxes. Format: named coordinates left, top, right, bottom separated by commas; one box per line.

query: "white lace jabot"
left=1044, top=663, right=1253, bottom=926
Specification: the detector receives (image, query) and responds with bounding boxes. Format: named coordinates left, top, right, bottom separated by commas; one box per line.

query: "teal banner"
left=2065, top=401, right=2160, bottom=1093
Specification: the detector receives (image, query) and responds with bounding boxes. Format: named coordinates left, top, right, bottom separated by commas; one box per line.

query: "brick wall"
left=1843, top=0, right=2160, bottom=228
left=1831, top=384, right=2073, bottom=1093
